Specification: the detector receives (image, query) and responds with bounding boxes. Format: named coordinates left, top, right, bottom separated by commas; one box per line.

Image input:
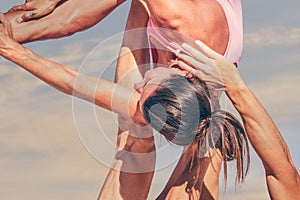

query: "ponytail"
left=193, top=110, right=250, bottom=186
left=142, top=74, right=250, bottom=194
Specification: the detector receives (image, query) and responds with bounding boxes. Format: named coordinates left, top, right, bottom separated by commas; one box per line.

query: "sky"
left=0, top=1, right=299, bottom=200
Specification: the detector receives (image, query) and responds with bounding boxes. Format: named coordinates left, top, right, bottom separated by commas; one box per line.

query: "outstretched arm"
left=0, top=14, right=144, bottom=124
left=176, top=41, right=300, bottom=200
left=5, top=0, right=126, bottom=43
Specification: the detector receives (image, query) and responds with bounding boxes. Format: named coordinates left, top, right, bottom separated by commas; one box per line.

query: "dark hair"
left=143, top=74, right=250, bottom=189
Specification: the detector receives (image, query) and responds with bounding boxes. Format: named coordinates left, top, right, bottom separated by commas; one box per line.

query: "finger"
left=176, top=60, right=193, bottom=72
left=176, top=52, right=207, bottom=71
left=181, top=43, right=215, bottom=66
left=177, top=60, right=225, bottom=89
left=176, top=60, right=203, bottom=80
left=177, top=50, right=222, bottom=76
left=177, top=58, right=216, bottom=78
left=17, top=11, right=39, bottom=23
left=195, top=40, right=221, bottom=59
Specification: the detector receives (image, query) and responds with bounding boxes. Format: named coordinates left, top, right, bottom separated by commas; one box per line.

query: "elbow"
left=151, top=12, right=188, bottom=42
left=266, top=164, right=300, bottom=187
left=149, top=5, right=183, bottom=31
left=154, top=15, right=183, bottom=31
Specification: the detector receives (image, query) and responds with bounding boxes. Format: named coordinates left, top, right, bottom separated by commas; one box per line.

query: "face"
left=134, top=67, right=187, bottom=112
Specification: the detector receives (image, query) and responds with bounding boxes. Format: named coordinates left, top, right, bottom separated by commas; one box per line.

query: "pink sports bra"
left=146, top=0, right=243, bottom=64
left=216, top=0, right=243, bottom=64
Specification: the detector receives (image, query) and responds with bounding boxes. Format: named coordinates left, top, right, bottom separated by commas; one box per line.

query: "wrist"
left=1, top=40, right=31, bottom=65
left=226, top=82, right=250, bottom=107
left=225, top=78, right=246, bottom=92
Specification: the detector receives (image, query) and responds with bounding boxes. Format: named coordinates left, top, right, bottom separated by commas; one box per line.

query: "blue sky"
left=0, top=1, right=299, bottom=200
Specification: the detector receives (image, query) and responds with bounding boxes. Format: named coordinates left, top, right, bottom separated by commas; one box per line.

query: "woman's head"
left=142, top=73, right=211, bottom=145
left=136, top=70, right=250, bottom=185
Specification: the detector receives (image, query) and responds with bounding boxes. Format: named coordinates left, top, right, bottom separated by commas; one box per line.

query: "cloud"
left=246, top=72, right=300, bottom=123
left=0, top=62, right=44, bottom=103
left=1, top=2, right=298, bottom=198
left=0, top=46, right=116, bottom=199
left=0, top=86, right=110, bottom=200
left=244, top=26, right=300, bottom=47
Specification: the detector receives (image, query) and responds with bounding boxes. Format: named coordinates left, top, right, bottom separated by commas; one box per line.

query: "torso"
left=140, top=1, right=238, bottom=199
left=141, top=0, right=243, bottom=65
left=103, top=1, right=242, bottom=199
left=141, top=0, right=229, bottom=56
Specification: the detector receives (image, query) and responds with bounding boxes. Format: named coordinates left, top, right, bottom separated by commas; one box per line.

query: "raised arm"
left=176, top=41, right=300, bottom=200
left=0, top=14, right=143, bottom=124
left=5, top=0, right=126, bottom=43
left=225, top=74, right=300, bottom=200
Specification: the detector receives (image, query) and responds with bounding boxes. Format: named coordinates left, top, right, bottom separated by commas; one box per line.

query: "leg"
left=99, top=1, right=155, bottom=199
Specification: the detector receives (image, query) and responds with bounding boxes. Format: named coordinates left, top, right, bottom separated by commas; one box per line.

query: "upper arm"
left=229, top=87, right=300, bottom=199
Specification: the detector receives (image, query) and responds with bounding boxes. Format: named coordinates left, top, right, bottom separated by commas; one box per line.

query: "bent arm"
left=5, top=0, right=126, bottom=43
left=178, top=41, right=300, bottom=199
left=226, top=83, right=300, bottom=200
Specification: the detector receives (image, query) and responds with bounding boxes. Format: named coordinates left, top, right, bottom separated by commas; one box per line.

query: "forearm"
left=6, top=0, right=126, bottom=43
left=1, top=40, right=141, bottom=119
left=1, top=41, right=77, bottom=94
left=226, top=83, right=298, bottom=176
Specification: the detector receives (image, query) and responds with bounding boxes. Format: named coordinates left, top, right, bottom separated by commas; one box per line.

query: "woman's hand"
left=8, top=0, right=61, bottom=23
left=0, top=13, right=21, bottom=57
left=0, top=13, right=13, bottom=38
left=175, top=40, right=244, bottom=91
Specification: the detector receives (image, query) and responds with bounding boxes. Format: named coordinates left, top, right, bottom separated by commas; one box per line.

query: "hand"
left=175, top=40, right=244, bottom=91
left=8, top=0, right=61, bottom=23
left=0, top=13, right=13, bottom=38
left=0, top=13, right=20, bottom=56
